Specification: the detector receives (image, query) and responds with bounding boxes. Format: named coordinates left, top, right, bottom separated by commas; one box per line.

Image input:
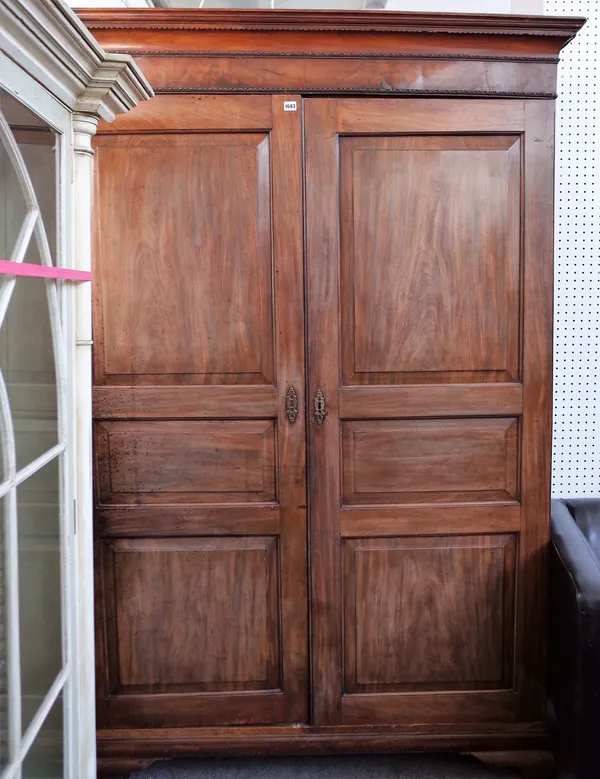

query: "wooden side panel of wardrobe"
left=306, top=98, right=551, bottom=727
left=92, top=95, right=308, bottom=728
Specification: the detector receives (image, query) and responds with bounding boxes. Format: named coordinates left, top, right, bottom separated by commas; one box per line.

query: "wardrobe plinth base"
left=97, top=724, right=551, bottom=777
left=471, top=749, right=556, bottom=778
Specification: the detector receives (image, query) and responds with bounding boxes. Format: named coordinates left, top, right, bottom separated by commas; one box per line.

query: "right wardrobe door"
left=304, top=98, right=554, bottom=728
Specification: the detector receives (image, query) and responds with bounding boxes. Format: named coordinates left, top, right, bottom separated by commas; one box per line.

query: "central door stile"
left=305, top=100, right=344, bottom=726
left=270, top=94, right=309, bottom=723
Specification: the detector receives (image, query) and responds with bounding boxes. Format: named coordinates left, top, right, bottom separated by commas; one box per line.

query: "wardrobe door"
left=305, top=98, right=553, bottom=726
left=92, top=95, right=308, bottom=728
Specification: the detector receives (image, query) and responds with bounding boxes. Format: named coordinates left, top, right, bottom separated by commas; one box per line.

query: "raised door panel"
left=93, top=95, right=308, bottom=729
left=95, top=133, right=272, bottom=386
left=340, top=135, right=521, bottom=385
left=104, top=537, right=279, bottom=692
left=306, top=98, right=552, bottom=727
left=342, top=418, right=518, bottom=504
left=95, top=420, right=276, bottom=504
left=343, top=535, right=516, bottom=694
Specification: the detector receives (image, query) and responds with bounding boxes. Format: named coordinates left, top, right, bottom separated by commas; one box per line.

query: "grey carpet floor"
left=132, top=754, right=574, bottom=778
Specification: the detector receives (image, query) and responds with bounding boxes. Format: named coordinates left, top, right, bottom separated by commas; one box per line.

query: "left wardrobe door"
left=92, top=95, right=308, bottom=729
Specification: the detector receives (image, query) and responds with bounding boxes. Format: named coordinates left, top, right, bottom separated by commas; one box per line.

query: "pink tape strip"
left=0, top=260, right=91, bottom=281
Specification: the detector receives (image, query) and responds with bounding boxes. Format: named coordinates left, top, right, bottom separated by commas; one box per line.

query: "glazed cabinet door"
left=92, top=95, right=308, bottom=728
left=305, top=98, right=554, bottom=726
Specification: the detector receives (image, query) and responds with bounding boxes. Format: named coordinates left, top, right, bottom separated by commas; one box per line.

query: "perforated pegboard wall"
left=545, top=0, right=599, bottom=497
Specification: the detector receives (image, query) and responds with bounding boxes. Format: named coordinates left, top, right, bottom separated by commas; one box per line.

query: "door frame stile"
left=305, top=99, right=343, bottom=726
left=270, top=93, right=309, bottom=723
left=517, top=99, right=556, bottom=720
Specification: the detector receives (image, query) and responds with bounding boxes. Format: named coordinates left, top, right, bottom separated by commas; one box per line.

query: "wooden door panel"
left=95, top=132, right=273, bottom=386
left=95, top=420, right=276, bottom=504
left=306, top=97, right=551, bottom=727
left=343, top=535, right=516, bottom=693
left=340, top=135, right=521, bottom=385
left=341, top=418, right=518, bottom=505
left=102, top=537, right=279, bottom=691
left=93, top=95, right=307, bottom=729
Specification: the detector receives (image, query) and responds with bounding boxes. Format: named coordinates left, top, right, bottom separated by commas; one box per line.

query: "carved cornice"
left=155, top=86, right=557, bottom=99
left=107, top=50, right=560, bottom=64
left=0, top=0, right=153, bottom=121
left=77, top=9, right=585, bottom=43
left=77, top=9, right=578, bottom=100
left=83, top=24, right=571, bottom=35
left=76, top=53, right=154, bottom=123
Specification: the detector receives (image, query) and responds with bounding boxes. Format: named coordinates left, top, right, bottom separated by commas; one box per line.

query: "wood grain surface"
left=93, top=94, right=308, bottom=730
left=305, top=96, right=527, bottom=729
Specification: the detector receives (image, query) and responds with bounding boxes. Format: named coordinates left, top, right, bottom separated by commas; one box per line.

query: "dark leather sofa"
left=549, top=498, right=600, bottom=779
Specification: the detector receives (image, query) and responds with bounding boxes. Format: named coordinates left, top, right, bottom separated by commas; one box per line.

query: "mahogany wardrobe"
left=79, top=9, right=583, bottom=777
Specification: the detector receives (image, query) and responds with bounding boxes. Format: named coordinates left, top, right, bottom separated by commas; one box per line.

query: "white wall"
left=386, top=1, right=543, bottom=11
left=546, top=0, right=599, bottom=497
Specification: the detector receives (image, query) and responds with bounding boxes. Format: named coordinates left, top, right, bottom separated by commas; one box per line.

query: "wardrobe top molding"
left=76, top=9, right=583, bottom=38
left=77, top=10, right=585, bottom=98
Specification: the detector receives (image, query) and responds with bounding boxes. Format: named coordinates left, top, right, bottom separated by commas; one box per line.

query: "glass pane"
left=22, top=694, right=63, bottom=779
left=18, top=458, right=63, bottom=733
left=0, top=101, right=28, bottom=263
left=16, top=130, right=57, bottom=269
left=0, top=274, right=59, bottom=473
left=0, top=89, right=57, bottom=266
